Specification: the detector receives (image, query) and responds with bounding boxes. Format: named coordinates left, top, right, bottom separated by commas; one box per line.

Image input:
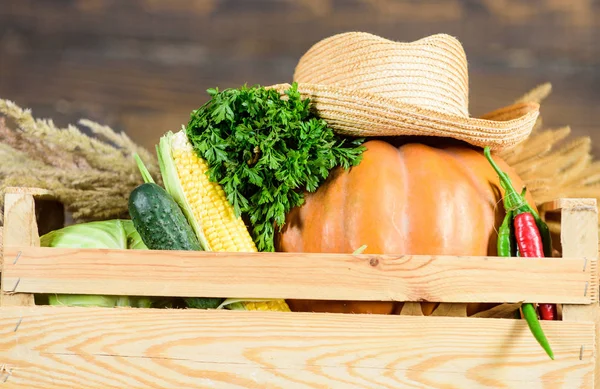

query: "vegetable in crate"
left=515, top=212, right=558, bottom=321
left=40, top=219, right=155, bottom=308
left=497, top=210, right=516, bottom=257
left=486, top=147, right=554, bottom=360
left=129, top=182, right=203, bottom=252
left=129, top=183, right=223, bottom=309
left=276, top=140, right=535, bottom=315
left=129, top=154, right=223, bottom=309
left=151, top=130, right=290, bottom=312
left=497, top=213, right=555, bottom=360
left=485, top=146, right=557, bottom=320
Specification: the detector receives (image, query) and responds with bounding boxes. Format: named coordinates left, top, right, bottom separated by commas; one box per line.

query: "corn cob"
left=157, top=130, right=290, bottom=312
left=218, top=298, right=292, bottom=312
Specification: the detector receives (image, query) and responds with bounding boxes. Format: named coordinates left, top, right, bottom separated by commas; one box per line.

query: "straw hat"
left=268, top=32, right=540, bottom=150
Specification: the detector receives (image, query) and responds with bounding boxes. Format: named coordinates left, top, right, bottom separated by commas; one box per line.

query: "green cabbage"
left=40, top=219, right=154, bottom=308
left=123, top=219, right=148, bottom=251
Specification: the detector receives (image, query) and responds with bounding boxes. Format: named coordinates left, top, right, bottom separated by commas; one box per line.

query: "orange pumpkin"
left=275, top=139, right=536, bottom=315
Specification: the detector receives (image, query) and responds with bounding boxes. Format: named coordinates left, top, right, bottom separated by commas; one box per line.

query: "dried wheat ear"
left=497, top=83, right=600, bottom=243
left=0, top=99, right=161, bottom=225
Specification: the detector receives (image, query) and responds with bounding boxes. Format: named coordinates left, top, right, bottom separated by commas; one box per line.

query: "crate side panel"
left=2, top=246, right=597, bottom=304
left=560, top=198, right=599, bottom=388
left=0, top=307, right=594, bottom=388
left=1, top=193, right=37, bottom=306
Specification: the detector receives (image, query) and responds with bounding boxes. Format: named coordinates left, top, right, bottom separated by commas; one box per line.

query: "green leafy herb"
left=185, top=82, right=365, bottom=251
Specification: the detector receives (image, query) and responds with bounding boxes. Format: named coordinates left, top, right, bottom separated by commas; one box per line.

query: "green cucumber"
left=128, top=167, right=223, bottom=309
left=128, top=182, right=202, bottom=251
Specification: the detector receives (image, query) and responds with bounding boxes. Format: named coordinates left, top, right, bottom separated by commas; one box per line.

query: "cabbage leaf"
left=40, top=219, right=154, bottom=308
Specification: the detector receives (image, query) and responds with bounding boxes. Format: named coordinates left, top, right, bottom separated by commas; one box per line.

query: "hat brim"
left=266, top=82, right=539, bottom=151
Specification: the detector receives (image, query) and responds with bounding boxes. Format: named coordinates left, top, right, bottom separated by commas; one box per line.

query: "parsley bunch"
left=185, top=82, right=365, bottom=252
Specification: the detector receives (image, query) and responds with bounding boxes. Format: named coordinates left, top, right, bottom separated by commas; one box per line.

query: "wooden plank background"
left=1, top=0, right=599, bottom=155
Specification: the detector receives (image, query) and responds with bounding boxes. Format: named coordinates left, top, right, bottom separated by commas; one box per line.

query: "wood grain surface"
left=540, top=198, right=598, bottom=213
left=1, top=193, right=37, bottom=306
left=1, top=0, right=599, bottom=155
left=559, top=198, right=600, bottom=387
left=3, top=186, right=65, bottom=236
left=0, top=306, right=595, bottom=388
left=2, top=246, right=597, bottom=305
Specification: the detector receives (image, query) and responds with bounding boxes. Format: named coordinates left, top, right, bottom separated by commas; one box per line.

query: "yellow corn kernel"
left=239, top=299, right=291, bottom=312
left=170, top=132, right=256, bottom=253
left=170, top=131, right=290, bottom=312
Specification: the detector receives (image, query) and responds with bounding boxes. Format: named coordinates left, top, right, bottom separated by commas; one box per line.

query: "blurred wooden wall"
left=1, top=0, right=599, bottom=154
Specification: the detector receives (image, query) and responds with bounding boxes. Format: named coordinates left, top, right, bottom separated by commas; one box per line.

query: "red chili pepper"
left=513, top=212, right=557, bottom=320
left=538, top=304, right=557, bottom=321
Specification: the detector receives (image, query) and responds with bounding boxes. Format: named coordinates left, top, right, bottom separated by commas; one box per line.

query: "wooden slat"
left=3, top=187, right=66, bottom=236
left=1, top=193, right=37, bottom=306
left=2, top=246, right=597, bottom=304
left=0, top=306, right=594, bottom=389
left=540, top=198, right=597, bottom=213
left=3, top=187, right=54, bottom=200
left=560, top=198, right=600, bottom=388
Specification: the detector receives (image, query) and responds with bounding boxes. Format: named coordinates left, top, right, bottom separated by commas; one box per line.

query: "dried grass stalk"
left=0, top=99, right=161, bottom=225
left=504, top=83, right=600, bottom=244
left=498, top=126, right=571, bottom=166
left=471, top=303, right=522, bottom=319
left=514, top=82, right=552, bottom=104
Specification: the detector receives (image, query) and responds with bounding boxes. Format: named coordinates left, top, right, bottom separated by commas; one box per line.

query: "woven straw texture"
left=268, top=32, right=540, bottom=150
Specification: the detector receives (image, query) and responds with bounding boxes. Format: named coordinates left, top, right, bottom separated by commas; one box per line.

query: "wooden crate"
left=0, top=187, right=598, bottom=389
